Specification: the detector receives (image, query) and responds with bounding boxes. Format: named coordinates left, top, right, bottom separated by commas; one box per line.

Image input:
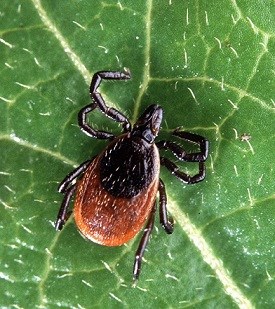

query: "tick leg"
left=79, top=70, right=132, bottom=138
left=160, top=157, right=206, bottom=184
left=157, top=129, right=208, bottom=184
left=90, top=70, right=131, bottom=93
left=91, top=71, right=131, bottom=132
left=58, top=159, right=92, bottom=194
left=156, top=130, right=208, bottom=162
left=56, top=158, right=94, bottom=230
left=172, top=129, right=209, bottom=161
left=55, top=185, right=76, bottom=231
left=159, top=179, right=173, bottom=234
left=133, top=203, right=156, bottom=284
left=78, top=104, right=115, bottom=139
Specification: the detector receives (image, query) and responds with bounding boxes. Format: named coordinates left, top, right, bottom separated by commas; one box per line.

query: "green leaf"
left=1, top=1, right=274, bottom=308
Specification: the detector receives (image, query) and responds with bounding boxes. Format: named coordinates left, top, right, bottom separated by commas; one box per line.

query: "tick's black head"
left=131, top=104, right=163, bottom=143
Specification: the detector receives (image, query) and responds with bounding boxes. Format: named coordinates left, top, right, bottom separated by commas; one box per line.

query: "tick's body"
left=55, top=70, right=209, bottom=282
left=74, top=134, right=160, bottom=246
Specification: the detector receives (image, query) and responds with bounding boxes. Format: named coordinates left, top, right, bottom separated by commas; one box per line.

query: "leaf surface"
left=0, top=1, right=274, bottom=308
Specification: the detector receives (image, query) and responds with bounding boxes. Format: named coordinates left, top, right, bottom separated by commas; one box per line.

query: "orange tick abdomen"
left=74, top=134, right=160, bottom=246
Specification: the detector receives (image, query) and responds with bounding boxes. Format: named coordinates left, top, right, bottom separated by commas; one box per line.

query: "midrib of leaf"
left=30, top=0, right=255, bottom=308
left=168, top=200, right=254, bottom=309
left=31, top=0, right=91, bottom=85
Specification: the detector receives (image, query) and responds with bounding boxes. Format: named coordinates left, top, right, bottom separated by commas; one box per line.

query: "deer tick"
left=55, top=70, right=209, bottom=282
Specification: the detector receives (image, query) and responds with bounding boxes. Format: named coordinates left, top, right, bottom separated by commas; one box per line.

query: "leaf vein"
left=31, top=0, right=91, bottom=85
left=169, top=199, right=254, bottom=309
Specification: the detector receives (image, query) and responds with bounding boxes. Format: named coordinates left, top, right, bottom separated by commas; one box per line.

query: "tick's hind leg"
left=55, top=185, right=76, bottom=231
left=79, top=70, right=132, bottom=139
left=58, top=159, right=92, bottom=194
left=159, top=179, right=173, bottom=234
left=56, top=159, right=92, bottom=230
left=133, top=203, right=156, bottom=284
